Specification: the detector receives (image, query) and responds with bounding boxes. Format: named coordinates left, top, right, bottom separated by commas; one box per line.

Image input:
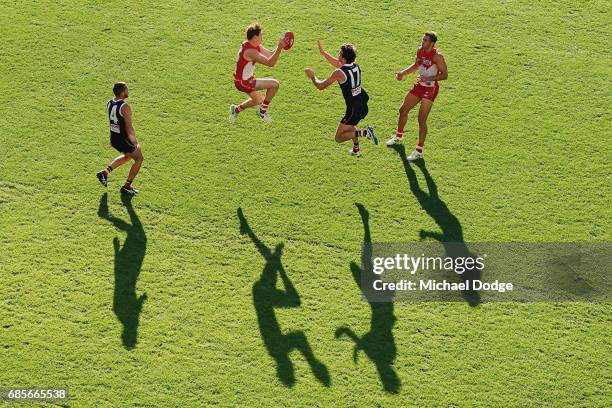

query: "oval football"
left=283, top=31, right=294, bottom=50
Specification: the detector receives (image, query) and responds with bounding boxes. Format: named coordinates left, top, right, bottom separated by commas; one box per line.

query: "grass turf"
left=0, top=0, right=610, bottom=406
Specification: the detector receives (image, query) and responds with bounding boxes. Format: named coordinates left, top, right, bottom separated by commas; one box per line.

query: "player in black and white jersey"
left=96, top=82, right=143, bottom=196
left=304, top=41, right=378, bottom=157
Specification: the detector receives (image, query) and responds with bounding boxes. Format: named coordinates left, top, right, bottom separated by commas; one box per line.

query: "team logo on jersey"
left=423, top=59, right=432, bottom=65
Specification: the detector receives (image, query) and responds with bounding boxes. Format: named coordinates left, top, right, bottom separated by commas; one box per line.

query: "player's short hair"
left=113, top=81, right=127, bottom=96
left=424, top=31, right=438, bottom=43
left=246, top=23, right=262, bottom=40
left=340, top=43, right=357, bottom=64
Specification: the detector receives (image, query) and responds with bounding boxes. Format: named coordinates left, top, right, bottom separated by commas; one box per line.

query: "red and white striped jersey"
left=234, top=41, right=261, bottom=81
left=416, top=47, right=440, bottom=88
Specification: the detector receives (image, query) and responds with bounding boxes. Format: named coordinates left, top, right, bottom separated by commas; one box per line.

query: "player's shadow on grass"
left=391, top=145, right=481, bottom=306
left=237, top=208, right=331, bottom=387
left=335, top=203, right=400, bottom=394
left=98, top=193, right=147, bottom=349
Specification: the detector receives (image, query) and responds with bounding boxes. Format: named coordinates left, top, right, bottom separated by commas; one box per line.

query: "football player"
left=386, top=32, right=448, bottom=161
left=97, top=82, right=143, bottom=196
left=230, top=23, right=287, bottom=123
left=304, top=41, right=378, bottom=157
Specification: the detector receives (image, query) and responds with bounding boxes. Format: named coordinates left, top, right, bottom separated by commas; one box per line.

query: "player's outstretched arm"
left=245, top=37, right=285, bottom=67
left=121, top=103, right=138, bottom=145
left=395, top=56, right=419, bottom=80
left=317, top=40, right=342, bottom=68
left=304, top=68, right=344, bottom=90
left=259, top=46, right=273, bottom=58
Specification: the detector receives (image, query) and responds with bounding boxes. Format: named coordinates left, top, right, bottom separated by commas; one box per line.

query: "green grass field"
left=1, top=0, right=610, bottom=406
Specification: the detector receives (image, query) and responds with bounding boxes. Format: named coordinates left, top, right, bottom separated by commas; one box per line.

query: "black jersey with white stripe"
left=107, top=99, right=127, bottom=139
left=338, top=63, right=368, bottom=106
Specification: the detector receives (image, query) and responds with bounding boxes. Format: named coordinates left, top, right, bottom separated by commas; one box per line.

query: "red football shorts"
left=234, top=76, right=256, bottom=93
left=409, top=83, right=439, bottom=102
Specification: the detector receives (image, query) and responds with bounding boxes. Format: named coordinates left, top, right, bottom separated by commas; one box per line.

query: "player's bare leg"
left=126, top=146, right=143, bottom=182
left=255, top=78, right=279, bottom=100
left=242, top=91, right=263, bottom=109
left=230, top=91, right=263, bottom=123
left=387, top=92, right=421, bottom=146
left=335, top=124, right=364, bottom=157
left=335, top=123, right=378, bottom=157
left=398, top=92, right=421, bottom=131
left=110, top=155, right=131, bottom=169
left=335, top=124, right=358, bottom=143
left=97, top=154, right=131, bottom=187
left=120, top=145, right=144, bottom=196
left=406, top=98, right=434, bottom=161
left=254, top=78, right=280, bottom=122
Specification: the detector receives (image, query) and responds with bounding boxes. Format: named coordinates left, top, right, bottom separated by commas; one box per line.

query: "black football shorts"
left=110, top=134, right=136, bottom=154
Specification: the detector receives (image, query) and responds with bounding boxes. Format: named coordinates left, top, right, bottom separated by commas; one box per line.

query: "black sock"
left=106, top=166, right=113, bottom=173
left=355, top=130, right=360, bottom=138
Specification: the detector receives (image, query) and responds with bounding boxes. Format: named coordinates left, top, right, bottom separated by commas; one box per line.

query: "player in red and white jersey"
left=230, top=23, right=287, bottom=123
left=386, top=32, right=448, bottom=161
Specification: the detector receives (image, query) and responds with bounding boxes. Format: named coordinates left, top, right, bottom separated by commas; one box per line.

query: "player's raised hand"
left=277, top=36, right=286, bottom=49
left=304, top=68, right=315, bottom=79
left=317, top=39, right=324, bottom=54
